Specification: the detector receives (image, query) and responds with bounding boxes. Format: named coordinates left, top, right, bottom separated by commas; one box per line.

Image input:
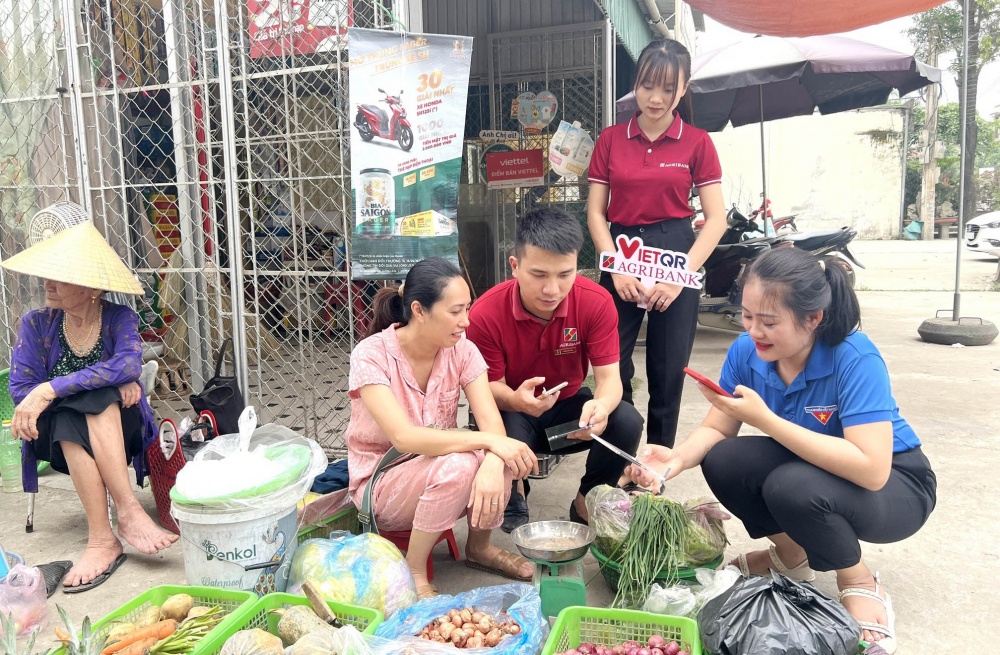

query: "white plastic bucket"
left=171, top=501, right=299, bottom=594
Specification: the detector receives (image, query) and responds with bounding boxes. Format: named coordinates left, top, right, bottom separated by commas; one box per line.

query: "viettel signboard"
left=485, top=149, right=545, bottom=189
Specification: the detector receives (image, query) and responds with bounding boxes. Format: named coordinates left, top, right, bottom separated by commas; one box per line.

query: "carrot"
left=101, top=621, right=177, bottom=655
left=115, top=637, right=158, bottom=655
left=54, top=627, right=72, bottom=645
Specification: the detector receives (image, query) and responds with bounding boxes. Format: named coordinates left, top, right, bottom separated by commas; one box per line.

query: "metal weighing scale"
left=511, top=521, right=597, bottom=620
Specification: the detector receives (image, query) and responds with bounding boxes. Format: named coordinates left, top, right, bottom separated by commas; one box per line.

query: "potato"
left=136, top=606, right=162, bottom=629
left=106, top=622, right=136, bottom=643
left=161, top=594, right=195, bottom=621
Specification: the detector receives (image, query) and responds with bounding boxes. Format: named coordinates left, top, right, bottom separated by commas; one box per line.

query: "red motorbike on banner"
left=354, top=89, right=414, bottom=152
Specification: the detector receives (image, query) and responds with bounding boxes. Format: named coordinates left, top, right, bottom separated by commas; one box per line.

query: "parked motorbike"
left=696, top=207, right=866, bottom=331
left=776, top=228, right=864, bottom=286
left=698, top=208, right=772, bottom=331
left=732, top=206, right=864, bottom=287
left=354, top=89, right=414, bottom=152
left=744, top=210, right=800, bottom=236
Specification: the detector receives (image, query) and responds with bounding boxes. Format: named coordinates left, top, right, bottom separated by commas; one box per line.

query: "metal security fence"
left=485, top=22, right=608, bottom=282
left=0, top=0, right=394, bottom=456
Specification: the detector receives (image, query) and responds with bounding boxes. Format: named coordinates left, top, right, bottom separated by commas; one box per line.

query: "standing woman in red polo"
left=587, top=39, right=727, bottom=447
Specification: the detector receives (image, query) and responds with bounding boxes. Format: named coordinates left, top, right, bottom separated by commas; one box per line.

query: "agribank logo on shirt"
left=555, top=327, right=579, bottom=356
left=805, top=405, right=838, bottom=425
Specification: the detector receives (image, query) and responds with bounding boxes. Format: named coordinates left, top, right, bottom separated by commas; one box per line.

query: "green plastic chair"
left=0, top=368, right=50, bottom=474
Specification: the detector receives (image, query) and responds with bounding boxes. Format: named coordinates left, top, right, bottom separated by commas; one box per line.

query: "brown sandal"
left=415, top=583, right=439, bottom=600
left=464, top=549, right=533, bottom=582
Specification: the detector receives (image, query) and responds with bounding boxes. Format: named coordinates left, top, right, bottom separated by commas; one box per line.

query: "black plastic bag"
left=698, top=571, right=860, bottom=655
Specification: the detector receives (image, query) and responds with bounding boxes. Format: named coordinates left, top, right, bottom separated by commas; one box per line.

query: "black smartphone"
left=545, top=420, right=593, bottom=451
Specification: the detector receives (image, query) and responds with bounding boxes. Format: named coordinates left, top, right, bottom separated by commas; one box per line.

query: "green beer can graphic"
left=356, top=168, right=395, bottom=238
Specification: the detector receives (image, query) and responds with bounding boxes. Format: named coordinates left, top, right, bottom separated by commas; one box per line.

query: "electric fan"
left=27, top=201, right=91, bottom=245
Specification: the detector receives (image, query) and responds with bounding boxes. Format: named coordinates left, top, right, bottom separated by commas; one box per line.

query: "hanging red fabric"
left=685, top=0, right=948, bottom=37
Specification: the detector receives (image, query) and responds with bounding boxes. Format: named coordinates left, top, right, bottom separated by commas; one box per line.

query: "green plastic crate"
left=590, top=546, right=724, bottom=590
left=296, top=505, right=360, bottom=543
left=84, top=585, right=256, bottom=655
left=198, top=592, right=383, bottom=655
left=541, top=607, right=701, bottom=655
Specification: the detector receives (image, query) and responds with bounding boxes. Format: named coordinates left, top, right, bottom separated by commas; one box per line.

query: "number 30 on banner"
left=417, top=70, right=443, bottom=92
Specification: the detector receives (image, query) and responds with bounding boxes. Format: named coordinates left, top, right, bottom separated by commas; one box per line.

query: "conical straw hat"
left=1, top=222, right=144, bottom=295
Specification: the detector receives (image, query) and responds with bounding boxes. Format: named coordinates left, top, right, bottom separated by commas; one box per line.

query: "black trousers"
left=500, top=388, right=644, bottom=496
left=600, top=219, right=700, bottom=448
left=35, top=387, right=144, bottom=476
left=702, top=437, right=937, bottom=572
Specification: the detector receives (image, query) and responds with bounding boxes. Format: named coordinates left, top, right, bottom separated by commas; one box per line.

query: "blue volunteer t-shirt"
left=719, top=332, right=921, bottom=453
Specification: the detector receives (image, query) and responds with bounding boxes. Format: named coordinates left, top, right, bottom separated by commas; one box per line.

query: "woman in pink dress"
left=346, top=258, right=538, bottom=599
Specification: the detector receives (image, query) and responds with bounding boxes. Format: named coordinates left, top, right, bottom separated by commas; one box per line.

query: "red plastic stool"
left=379, top=529, right=461, bottom=582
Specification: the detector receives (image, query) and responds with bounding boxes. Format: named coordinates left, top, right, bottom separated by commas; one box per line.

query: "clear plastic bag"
left=641, top=566, right=741, bottom=618
left=172, top=424, right=327, bottom=510
left=373, top=583, right=546, bottom=655
left=699, top=571, right=860, bottom=655
left=682, top=498, right=730, bottom=566
left=0, top=564, right=48, bottom=637
left=642, top=583, right=698, bottom=618
left=585, top=485, right=632, bottom=557
left=287, top=532, right=417, bottom=619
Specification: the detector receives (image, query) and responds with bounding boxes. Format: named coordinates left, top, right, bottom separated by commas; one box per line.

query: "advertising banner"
left=348, top=28, right=473, bottom=279
left=248, top=0, right=352, bottom=59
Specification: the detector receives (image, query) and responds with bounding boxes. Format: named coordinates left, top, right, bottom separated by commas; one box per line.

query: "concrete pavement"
left=2, top=238, right=998, bottom=653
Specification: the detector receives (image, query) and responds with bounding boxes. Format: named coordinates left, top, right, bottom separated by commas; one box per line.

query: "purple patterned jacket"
left=9, top=301, right=157, bottom=492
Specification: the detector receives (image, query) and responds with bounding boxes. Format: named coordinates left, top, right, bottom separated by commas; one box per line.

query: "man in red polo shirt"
left=467, top=207, right=644, bottom=532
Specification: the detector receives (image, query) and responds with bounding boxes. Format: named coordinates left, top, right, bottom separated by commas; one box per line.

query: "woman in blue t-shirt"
left=630, top=247, right=935, bottom=654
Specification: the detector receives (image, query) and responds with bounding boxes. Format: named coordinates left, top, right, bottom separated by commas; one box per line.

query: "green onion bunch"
left=609, top=493, right=689, bottom=608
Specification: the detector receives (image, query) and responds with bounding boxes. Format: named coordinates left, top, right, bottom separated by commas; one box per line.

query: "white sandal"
left=735, top=544, right=816, bottom=582
left=838, top=572, right=897, bottom=655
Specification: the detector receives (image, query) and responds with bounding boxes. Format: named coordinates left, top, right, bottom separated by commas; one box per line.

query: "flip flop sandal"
left=465, top=550, right=533, bottom=582
left=62, top=553, right=127, bottom=594
left=734, top=545, right=816, bottom=582
left=839, top=572, right=897, bottom=655
left=37, top=560, right=72, bottom=598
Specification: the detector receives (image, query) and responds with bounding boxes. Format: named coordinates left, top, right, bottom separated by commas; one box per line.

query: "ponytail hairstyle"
left=365, top=257, right=464, bottom=337
left=746, top=247, right=860, bottom=346
left=634, top=39, right=694, bottom=125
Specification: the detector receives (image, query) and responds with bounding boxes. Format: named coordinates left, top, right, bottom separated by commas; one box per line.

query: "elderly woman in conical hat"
left=3, top=221, right=177, bottom=592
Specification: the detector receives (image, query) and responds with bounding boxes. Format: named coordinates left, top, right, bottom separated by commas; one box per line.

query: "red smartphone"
left=683, top=367, right=733, bottom=398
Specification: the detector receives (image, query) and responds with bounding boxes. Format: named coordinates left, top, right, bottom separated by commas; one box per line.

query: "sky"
left=696, top=14, right=1000, bottom=118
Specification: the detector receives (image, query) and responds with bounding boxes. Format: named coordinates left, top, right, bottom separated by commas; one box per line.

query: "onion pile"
left=554, top=635, right=688, bottom=655
left=417, top=608, right=522, bottom=649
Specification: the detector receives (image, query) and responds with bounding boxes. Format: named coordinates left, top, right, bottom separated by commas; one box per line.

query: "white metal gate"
left=0, top=0, right=393, bottom=454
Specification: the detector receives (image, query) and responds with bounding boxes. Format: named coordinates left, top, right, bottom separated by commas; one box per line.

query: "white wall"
left=709, top=107, right=908, bottom=239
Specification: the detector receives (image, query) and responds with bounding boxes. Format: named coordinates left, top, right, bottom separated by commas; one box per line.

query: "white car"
left=965, top=211, right=1000, bottom=257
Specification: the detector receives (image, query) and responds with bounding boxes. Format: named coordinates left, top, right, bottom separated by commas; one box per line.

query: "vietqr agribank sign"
left=485, top=149, right=544, bottom=189
left=599, top=235, right=703, bottom=309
